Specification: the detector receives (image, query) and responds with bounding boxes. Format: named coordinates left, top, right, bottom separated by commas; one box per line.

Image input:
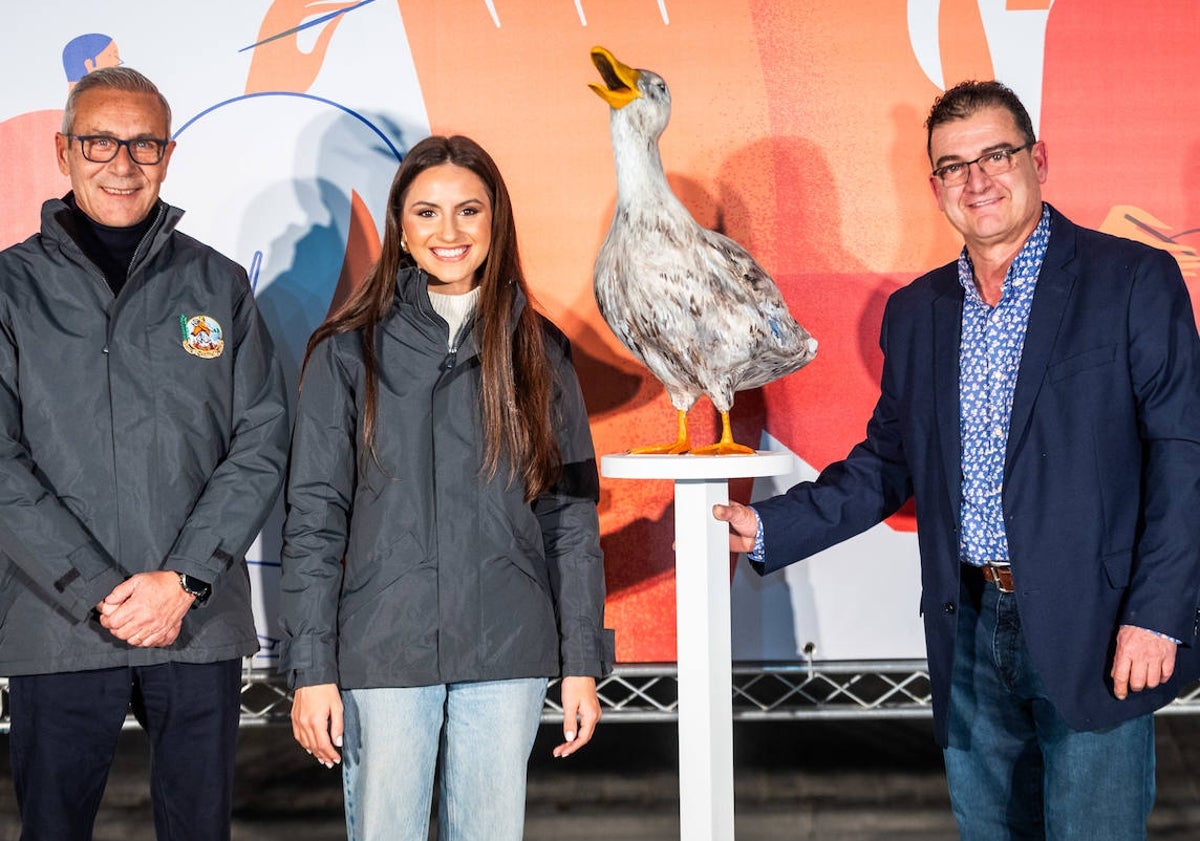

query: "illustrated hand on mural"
left=1099, top=206, right=1200, bottom=279
left=245, top=0, right=366, bottom=94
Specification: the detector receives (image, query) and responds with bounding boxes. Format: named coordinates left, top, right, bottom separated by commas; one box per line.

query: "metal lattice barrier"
left=3, top=661, right=1197, bottom=731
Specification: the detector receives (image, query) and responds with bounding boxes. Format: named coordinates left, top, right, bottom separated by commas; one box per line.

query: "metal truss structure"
left=3, top=661, right=1197, bottom=731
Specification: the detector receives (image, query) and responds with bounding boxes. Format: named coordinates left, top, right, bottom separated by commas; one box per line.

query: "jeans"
left=943, top=570, right=1156, bottom=840
left=8, top=660, right=243, bottom=841
left=341, top=678, right=548, bottom=841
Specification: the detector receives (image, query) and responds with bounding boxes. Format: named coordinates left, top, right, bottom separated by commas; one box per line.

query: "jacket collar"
left=1005, top=204, right=1078, bottom=470
left=930, top=204, right=1080, bottom=504
left=42, top=193, right=183, bottom=280
left=389, top=265, right=527, bottom=359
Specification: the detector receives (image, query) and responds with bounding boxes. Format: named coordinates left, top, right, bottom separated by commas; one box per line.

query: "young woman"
left=279, top=135, right=613, bottom=841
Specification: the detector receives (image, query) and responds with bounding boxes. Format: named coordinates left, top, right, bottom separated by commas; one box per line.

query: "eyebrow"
left=933, top=141, right=1023, bottom=169
left=408, top=198, right=487, bottom=210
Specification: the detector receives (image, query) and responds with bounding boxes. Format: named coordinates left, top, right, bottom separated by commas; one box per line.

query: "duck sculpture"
left=589, top=46, right=818, bottom=455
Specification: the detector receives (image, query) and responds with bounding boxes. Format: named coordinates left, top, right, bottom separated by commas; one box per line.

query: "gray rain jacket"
left=279, top=267, right=613, bottom=689
left=0, top=197, right=289, bottom=675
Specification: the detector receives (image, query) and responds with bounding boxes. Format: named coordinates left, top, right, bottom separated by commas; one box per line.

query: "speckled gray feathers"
left=592, top=61, right=816, bottom=415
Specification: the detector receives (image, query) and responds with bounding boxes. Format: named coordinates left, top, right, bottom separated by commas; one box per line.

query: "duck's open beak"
left=589, top=46, right=642, bottom=110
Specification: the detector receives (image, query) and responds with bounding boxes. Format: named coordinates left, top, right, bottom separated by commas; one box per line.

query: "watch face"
left=180, top=574, right=211, bottom=600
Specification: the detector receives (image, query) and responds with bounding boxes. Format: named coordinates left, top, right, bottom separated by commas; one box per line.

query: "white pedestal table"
left=600, top=452, right=795, bottom=841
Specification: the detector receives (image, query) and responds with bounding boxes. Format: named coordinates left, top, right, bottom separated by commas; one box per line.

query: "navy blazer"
left=755, top=206, right=1200, bottom=746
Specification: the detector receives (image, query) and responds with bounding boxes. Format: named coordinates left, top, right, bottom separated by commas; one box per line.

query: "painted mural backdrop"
left=2, top=1, right=1196, bottom=667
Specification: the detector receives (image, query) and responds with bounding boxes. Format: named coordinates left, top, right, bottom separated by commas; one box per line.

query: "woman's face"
left=400, top=163, right=493, bottom=295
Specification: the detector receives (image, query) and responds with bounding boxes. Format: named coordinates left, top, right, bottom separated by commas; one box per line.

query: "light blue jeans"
left=341, top=678, right=548, bottom=841
left=944, top=572, right=1156, bottom=840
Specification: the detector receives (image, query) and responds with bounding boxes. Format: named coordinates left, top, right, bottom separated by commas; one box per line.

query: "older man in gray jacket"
left=0, top=68, right=288, bottom=840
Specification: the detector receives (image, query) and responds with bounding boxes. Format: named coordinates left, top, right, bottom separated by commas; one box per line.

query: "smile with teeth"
left=102, top=186, right=139, bottom=196
left=431, top=246, right=468, bottom=259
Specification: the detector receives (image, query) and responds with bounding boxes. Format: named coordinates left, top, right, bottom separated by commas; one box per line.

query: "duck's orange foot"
left=689, top=440, right=756, bottom=456
left=629, top=439, right=691, bottom=455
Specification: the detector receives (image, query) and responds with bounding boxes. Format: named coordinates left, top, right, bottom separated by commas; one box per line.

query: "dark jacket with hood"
left=0, top=197, right=290, bottom=675
left=279, top=266, right=613, bottom=689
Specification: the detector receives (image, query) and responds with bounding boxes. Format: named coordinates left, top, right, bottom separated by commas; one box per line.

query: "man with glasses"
left=0, top=67, right=289, bottom=840
left=717, top=80, right=1200, bottom=837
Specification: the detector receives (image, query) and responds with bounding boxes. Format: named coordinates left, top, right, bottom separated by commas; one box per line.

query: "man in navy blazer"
left=716, top=81, right=1200, bottom=838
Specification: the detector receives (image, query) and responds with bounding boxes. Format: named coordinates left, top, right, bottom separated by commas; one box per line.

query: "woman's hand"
left=553, top=675, right=601, bottom=758
left=291, top=683, right=344, bottom=768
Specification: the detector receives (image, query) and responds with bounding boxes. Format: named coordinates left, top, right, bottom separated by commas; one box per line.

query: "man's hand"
left=291, top=683, right=343, bottom=768
left=96, top=571, right=193, bottom=647
left=712, top=501, right=759, bottom=554
left=553, top=676, right=601, bottom=758
left=1111, top=624, right=1178, bottom=700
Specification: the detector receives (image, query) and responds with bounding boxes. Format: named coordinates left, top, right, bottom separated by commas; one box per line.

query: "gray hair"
left=62, top=66, right=172, bottom=137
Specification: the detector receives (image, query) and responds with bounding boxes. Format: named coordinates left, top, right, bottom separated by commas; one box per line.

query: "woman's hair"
left=303, top=135, right=560, bottom=501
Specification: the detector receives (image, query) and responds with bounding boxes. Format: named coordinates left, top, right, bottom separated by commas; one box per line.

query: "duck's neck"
left=609, top=117, right=674, bottom=207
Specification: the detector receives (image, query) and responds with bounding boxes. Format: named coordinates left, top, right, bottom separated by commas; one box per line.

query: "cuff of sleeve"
left=561, top=627, right=616, bottom=678
left=279, top=636, right=340, bottom=689
left=747, top=507, right=766, bottom=565
left=1120, top=623, right=1183, bottom=646
left=167, top=528, right=234, bottom=582
left=63, top=543, right=126, bottom=623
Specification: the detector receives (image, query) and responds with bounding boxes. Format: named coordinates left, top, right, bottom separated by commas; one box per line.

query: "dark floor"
left=1, top=716, right=1198, bottom=839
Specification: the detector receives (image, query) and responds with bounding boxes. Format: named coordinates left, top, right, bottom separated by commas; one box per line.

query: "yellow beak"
left=589, top=46, right=642, bottom=109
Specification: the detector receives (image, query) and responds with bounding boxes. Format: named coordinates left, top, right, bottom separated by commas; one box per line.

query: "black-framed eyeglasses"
left=66, top=134, right=169, bottom=165
left=932, top=143, right=1032, bottom=186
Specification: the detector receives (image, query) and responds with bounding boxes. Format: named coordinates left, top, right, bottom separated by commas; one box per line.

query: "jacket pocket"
left=1047, top=344, right=1116, bottom=383
left=1102, top=549, right=1133, bottom=589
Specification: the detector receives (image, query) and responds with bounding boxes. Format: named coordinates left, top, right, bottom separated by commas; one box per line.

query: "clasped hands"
left=95, top=570, right=195, bottom=647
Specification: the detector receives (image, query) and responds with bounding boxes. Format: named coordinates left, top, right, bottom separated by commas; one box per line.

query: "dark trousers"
left=8, top=659, right=242, bottom=841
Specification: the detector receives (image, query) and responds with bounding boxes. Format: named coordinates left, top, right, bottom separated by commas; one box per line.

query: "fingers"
left=554, top=677, right=601, bottom=758
left=291, top=685, right=343, bottom=768
left=1110, top=652, right=1132, bottom=700
left=1111, top=625, right=1178, bottom=700
left=102, top=577, right=136, bottom=607
left=712, top=502, right=758, bottom=554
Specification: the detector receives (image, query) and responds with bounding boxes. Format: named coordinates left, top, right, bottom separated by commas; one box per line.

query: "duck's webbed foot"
left=689, top=410, right=756, bottom=456
left=628, top=409, right=691, bottom=454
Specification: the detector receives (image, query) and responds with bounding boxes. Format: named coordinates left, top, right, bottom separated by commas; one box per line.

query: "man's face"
left=928, top=105, right=1047, bottom=256
left=55, top=87, right=175, bottom=228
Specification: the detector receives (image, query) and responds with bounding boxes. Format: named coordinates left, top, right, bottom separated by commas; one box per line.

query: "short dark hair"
left=62, top=66, right=172, bottom=136
left=925, top=80, right=1035, bottom=161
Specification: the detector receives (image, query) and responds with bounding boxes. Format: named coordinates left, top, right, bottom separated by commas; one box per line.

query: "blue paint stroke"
left=248, top=249, right=263, bottom=294
left=174, top=91, right=404, bottom=162
left=239, top=0, right=378, bottom=53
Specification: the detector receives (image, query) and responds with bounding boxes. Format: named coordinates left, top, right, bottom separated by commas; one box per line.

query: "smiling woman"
left=399, top=162, right=493, bottom=296
left=278, top=135, right=614, bottom=841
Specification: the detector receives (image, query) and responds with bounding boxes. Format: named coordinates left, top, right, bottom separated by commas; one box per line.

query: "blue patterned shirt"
left=957, top=205, right=1050, bottom=565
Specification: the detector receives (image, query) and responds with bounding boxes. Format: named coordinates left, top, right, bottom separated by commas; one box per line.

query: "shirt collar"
left=956, top=203, right=1052, bottom=304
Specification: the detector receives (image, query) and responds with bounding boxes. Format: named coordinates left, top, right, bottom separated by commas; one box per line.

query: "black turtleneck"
left=66, top=194, right=157, bottom=297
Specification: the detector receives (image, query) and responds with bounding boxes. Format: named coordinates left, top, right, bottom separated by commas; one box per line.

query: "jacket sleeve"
left=753, top=296, right=914, bottom=574
left=162, top=278, right=290, bottom=586
left=278, top=335, right=357, bottom=688
left=1119, top=248, right=1200, bottom=641
left=0, top=301, right=126, bottom=621
left=533, top=330, right=614, bottom=677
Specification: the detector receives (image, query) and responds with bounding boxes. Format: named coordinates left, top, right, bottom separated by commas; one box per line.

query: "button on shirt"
left=957, top=205, right=1050, bottom=566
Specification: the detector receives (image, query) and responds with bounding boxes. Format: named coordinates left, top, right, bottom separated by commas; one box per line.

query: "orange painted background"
left=3, top=1, right=1196, bottom=664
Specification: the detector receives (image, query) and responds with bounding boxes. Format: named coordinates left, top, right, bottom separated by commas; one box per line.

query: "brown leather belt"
left=979, top=563, right=1014, bottom=593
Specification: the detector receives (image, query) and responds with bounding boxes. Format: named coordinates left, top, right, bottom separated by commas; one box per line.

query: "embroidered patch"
left=180, top=314, right=225, bottom=359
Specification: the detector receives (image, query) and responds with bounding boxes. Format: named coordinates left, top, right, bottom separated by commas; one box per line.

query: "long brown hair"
left=302, top=135, right=560, bottom=501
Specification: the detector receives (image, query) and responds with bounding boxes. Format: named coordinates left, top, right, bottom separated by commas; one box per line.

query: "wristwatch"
left=178, top=573, right=212, bottom=606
